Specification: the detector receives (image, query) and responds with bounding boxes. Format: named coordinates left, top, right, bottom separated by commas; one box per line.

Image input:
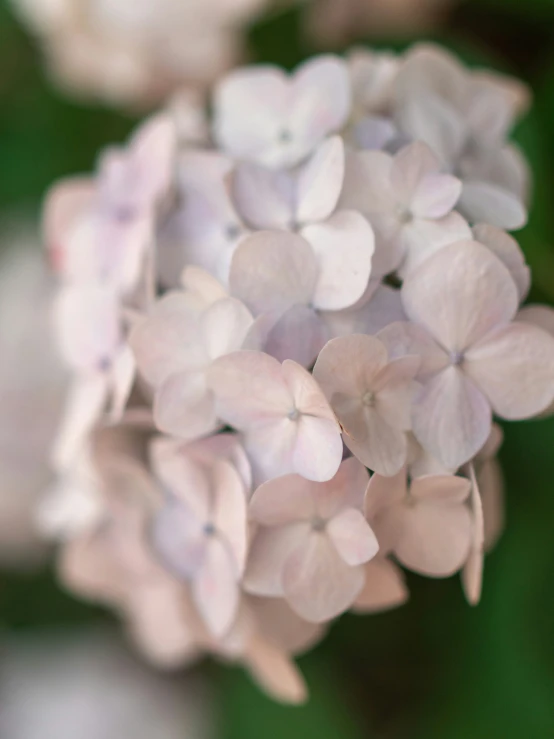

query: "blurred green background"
left=2, top=0, right=554, bottom=736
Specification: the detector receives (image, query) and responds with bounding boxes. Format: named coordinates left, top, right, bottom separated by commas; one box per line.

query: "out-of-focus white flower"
left=245, top=458, right=378, bottom=621
left=0, top=238, right=66, bottom=567
left=12, top=0, right=274, bottom=107
left=0, top=630, right=214, bottom=739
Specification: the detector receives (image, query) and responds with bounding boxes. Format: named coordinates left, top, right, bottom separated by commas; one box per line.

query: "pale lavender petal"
left=213, top=459, right=248, bottom=574
left=265, top=305, right=328, bottom=367
left=193, top=536, right=239, bottom=637
left=390, top=141, right=441, bottom=205
left=410, top=173, right=462, bottom=219
left=232, top=163, right=294, bottom=230
left=459, top=180, right=527, bottom=230
left=154, top=370, right=218, bottom=439
left=465, top=322, right=554, bottom=419
left=473, top=223, right=530, bottom=302
left=295, top=136, right=344, bottom=224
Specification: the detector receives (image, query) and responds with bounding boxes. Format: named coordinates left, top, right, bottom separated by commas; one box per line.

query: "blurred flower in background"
left=304, top=0, right=457, bottom=46
left=9, top=0, right=277, bottom=107
left=0, top=224, right=66, bottom=569
left=0, top=629, right=214, bottom=739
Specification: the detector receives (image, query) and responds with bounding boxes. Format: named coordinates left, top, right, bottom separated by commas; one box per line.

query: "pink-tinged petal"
left=229, top=231, right=317, bottom=315
left=150, top=497, right=207, bottom=581
left=250, top=475, right=316, bottom=526
left=232, top=163, right=294, bottom=230
left=327, top=508, right=379, bottom=566
left=150, top=440, right=211, bottom=520
left=292, top=55, right=351, bottom=146
left=282, top=532, right=364, bottom=622
left=364, top=469, right=407, bottom=523
left=353, top=116, right=397, bottom=150
left=292, top=416, right=343, bottom=482
left=251, top=596, right=325, bottom=654
left=373, top=356, right=421, bottom=427
left=193, top=536, right=239, bottom=637
left=459, top=180, right=527, bottom=230
left=473, top=223, right=530, bottom=302
left=462, top=465, right=485, bottom=606
left=54, top=283, right=120, bottom=373
left=353, top=558, right=409, bottom=613
left=412, top=366, right=492, bottom=470
left=180, top=266, right=228, bottom=306
left=407, top=434, right=456, bottom=478
left=390, top=497, right=472, bottom=577
left=313, top=333, right=388, bottom=398
left=265, top=305, right=328, bottom=367
left=410, top=474, right=471, bottom=504
left=344, top=410, right=409, bottom=477
left=282, top=359, right=338, bottom=422
left=401, top=240, right=519, bottom=351
left=295, top=136, right=344, bottom=224
left=377, top=321, right=449, bottom=380
left=154, top=370, right=218, bottom=440
left=323, top=283, right=406, bottom=339
left=390, top=141, right=441, bottom=206
left=303, top=210, right=374, bottom=311
left=201, top=297, right=253, bottom=361
left=184, top=432, right=252, bottom=494
left=109, top=344, right=135, bottom=422
left=244, top=418, right=299, bottom=482
left=480, top=459, right=505, bottom=552
left=464, top=322, right=554, bottom=419
left=339, top=150, right=395, bottom=219
left=129, top=292, right=206, bottom=387
left=213, top=459, right=248, bottom=574
left=314, top=457, right=370, bottom=520
left=517, top=304, right=554, bottom=336
left=398, top=212, right=472, bottom=279
left=127, top=113, right=176, bottom=205
left=42, top=176, right=95, bottom=270
left=410, top=173, right=462, bottom=219
left=245, top=636, right=307, bottom=705
left=244, top=523, right=311, bottom=596
left=52, top=374, right=107, bottom=470
left=208, top=351, right=291, bottom=428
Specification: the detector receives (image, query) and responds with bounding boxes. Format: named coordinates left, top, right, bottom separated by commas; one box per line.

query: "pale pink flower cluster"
left=41, top=44, right=554, bottom=702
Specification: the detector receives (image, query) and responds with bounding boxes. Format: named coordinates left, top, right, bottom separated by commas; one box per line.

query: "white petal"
left=412, top=366, right=492, bottom=470
left=52, top=375, right=107, bottom=470
left=232, top=163, right=294, bottom=230
left=201, top=297, right=253, bottom=361
left=208, top=350, right=291, bottom=429
left=244, top=523, right=311, bottom=596
left=295, top=135, right=344, bottom=224
left=410, top=173, right=462, bottom=219
left=150, top=498, right=207, bottom=581
left=282, top=532, right=364, bottom=622
left=390, top=141, right=441, bottom=205
left=213, top=459, right=248, bottom=574
left=109, top=344, right=135, bottom=422
left=327, top=508, right=379, bottom=566
left=398, top=212, right=472, bottom=279
left=154, top=370, right=218, bottom=439
left=292, top=415, right=343, bottom=482
left=465, top=322, right=554, bottom=419
left=401, top=240, right=519, bottom=351
left=459, top=180, right=527, bottom=230
left=344, top=410, right=409, bottom=477
left=265, top=305, right=328, bottom=367
left=303, top=210, right=375, bottom=311
left=229, top=231, right=317, bottom=315
left=472, top=223, right=530, bottom=302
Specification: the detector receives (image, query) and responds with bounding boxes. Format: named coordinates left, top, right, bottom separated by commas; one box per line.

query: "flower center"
left=362, top=390, right=375, bottom=407
left=395, top=204, right=413, bottom=225
left=449, top=350, right=464, bottom=366
left=225, top=223, right=241, bottom=241
left=288, top=407, right=301, bottom=421
left=203, top=522, right=216, bottom=537
left=278, top=128, right=293, bottom=144
left=311, top=516, right=326, bottom=532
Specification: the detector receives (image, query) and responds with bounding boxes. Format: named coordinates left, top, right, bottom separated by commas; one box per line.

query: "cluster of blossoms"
left=41, top=44, right=554, bottom=702
left=12, top=0, right=456, bottom=108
